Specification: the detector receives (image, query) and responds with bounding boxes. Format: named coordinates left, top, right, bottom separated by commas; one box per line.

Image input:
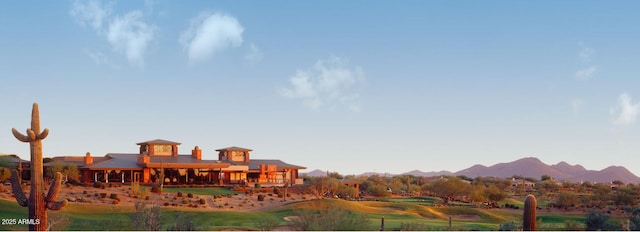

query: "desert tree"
left=131, top=201, right=161, bottom=231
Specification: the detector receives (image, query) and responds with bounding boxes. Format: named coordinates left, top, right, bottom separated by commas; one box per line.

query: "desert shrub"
left=585, top=209, right=609, bottom=231
left=100, top=193, right=107, bottom=198
left=187, top=193, right=193, bottom=198
left=164, top=202, right=169, bottom=206
left=273, top=187, right=280, bottom=195
left=110, top=193, right=118, bottom=199
left=112, top=199, right=119, bottom=205
left=257, top=194, right=265, bottom=201
left=291, top=207, right=371, bottom=230
left=182, top=199, right=189, bottom=204
left=564, top=220, right=583, bottom=231
left=150, top=186, right=159, bottom=193
left=167, top=213, right=196, bottom=231
left=131, top=182, right=140, bottom=195
left=177, top=192, right=183, bottom=197
left=255, top=183, right=261, bottom=188
left=93, top=182, right=104, bottom=188
left=83, top=190, right=88, bottom=194
left=399, top=222, right=427, bottom=231
left=145, top=196, right=150, bottom=201
left=498, top=221, right=518, bottom=231
left=254, top=215, right=279, bottom=231
left=199, top=199, right=206, bottom=205
left=131, top=201, right=161, bottom=231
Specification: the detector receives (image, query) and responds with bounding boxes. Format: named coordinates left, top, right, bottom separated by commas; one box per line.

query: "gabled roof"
left=136, top=139, right=181, bottom=145
left=248, top=159, right=306, bottom=171
left=216, top=146, right=252, bottom=152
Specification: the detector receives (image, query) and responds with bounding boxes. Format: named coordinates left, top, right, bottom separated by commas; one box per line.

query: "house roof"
left=83, top=154, right=141, bottom=170
left=215, top=146, right=253, bottom=152
left=136, top=139, right=182, bottom=145
left=247, top=159, right=306, bottom=171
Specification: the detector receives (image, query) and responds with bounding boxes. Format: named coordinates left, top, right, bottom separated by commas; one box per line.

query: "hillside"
left=353, top=157, right=640, bottom=184
left=452, top=157, right=640, bottom=184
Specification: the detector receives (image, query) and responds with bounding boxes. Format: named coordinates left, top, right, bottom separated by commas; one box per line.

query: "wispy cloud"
left=575, top=65, right=598, bottom=80
left=180, top=12, right=244, bottom=64
left=106, top=11, right=156, bottom=67
left=610, top=93, right=640, bottom=125
left=70, top=0, right=156, bottom=67
left=70, top=0, right=112, bottom=32
left=575, top=44, right=597, bottom=80
left=244, top=43, right=263, bottom=64
left=279, top=56, right=365, bottom=112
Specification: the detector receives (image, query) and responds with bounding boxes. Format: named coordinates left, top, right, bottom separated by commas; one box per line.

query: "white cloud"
left=579, top=46, right=595, bottom=63
left=70, top=0, right=112, bottom=32
left=575, top=65, right=597, bottom=80
left=279, top=57, right=365, bottom=112
left=107, top=11, right=156, bottom=67
left=70, top=1, right=156, bottom=67
left=180, top=12, right=244, bottom=64
left=575, top=45, right=597, bottom=80
left=244, top=44, right=263, bottom=64
left=610, top=93, right=640, bottom=125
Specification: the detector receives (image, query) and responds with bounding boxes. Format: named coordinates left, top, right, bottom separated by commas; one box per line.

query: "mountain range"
left=302, top=157, right=640, bottom=184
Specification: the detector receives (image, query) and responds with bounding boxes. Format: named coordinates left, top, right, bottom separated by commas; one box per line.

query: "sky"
left=1, top=1, right=640, bottom=176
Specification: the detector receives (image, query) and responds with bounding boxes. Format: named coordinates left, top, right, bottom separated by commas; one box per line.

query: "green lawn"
left=0, top=196, right=589, bottom=231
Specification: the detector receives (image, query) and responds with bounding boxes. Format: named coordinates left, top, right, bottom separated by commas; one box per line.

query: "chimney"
left=84, top=152, right=93, bottom=166
left=192, top=146, right=202, bottom=160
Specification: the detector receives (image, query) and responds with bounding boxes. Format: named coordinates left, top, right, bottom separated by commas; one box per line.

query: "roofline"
left=136, top=139, right=182, bottom=145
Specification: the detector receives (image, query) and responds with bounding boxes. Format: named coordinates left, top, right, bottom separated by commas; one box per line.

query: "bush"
left=167, top=213, right=196, bottom=231
left=254, top=215, right=279, bottom=231
left=199, top=199, right=206, bottom=205
left=93, top=182, right=104, bottom=188
left=164, top=202, right=170, bottom=206
left=182, top=199, right=189, bottom=204
left=498, top=221, right=518, bottom=231
left=177, top=192, right=183, bottom=197
left=291, top=207, right=371, bottom=230
left=273, top=187, right=280, bottom=195
left=257, top=194, right=265, bottom=201
left=99, top=193, right=107, bottom=198
left=144, top=196, right=150, bottom=201
left=150, top=186, right=159, bottom=193
left=255, top=183, right=261, bottom=188
left=110, top=193, right=118, bottom=199
left=586, top=210, right=609, bottom=231
left=187, top=193, right=193, bottom=198
left=112, top=199, right=119, bottom=205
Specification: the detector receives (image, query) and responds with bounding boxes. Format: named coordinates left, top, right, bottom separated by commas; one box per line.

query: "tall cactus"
left=523, top=194, right=537, bottom=231
left=10, top=103, right=67, bottom=231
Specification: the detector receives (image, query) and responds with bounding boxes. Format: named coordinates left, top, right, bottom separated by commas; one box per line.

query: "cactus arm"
left=27, top=129, right=36, bottom=140
left=12, top=128, right=30, bottom=142
left=44, top=172, right=63, bottom=203
left=37, top=128, right=49, bottom=140
left=9, top=170, right=28, bottom=207
left=46, top=200, right=68, bottom=210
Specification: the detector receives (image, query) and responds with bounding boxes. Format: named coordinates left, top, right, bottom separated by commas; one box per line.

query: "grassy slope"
left=0, top=197, right=589, bottom=231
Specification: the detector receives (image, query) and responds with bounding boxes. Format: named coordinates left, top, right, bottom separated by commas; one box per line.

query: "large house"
left=45, top=139, right=305, bottom=187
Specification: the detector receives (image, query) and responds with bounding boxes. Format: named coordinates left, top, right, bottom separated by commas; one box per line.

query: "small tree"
left=585, top=209, right=609, bottom=231
left=47, top=160, right=65, bottom=179
left=63, top=164, right=80, bottom=182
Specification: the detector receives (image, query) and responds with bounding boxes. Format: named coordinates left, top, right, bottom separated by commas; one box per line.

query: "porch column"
left=186, top=169, right=189, bottom=183
left=104, top=170, right=108, bottom=183
left=122, top=172, right=125, bottom=183
left=94, top=172, right=97, bottom=182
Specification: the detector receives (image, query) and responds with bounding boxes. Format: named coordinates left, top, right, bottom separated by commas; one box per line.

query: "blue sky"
left=1, top=1, right=640, bottom=176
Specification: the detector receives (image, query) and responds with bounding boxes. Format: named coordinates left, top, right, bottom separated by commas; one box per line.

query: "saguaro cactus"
left=10, top=103, right=67, bottom=231
left=523, top=194, right=537, bottom=231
